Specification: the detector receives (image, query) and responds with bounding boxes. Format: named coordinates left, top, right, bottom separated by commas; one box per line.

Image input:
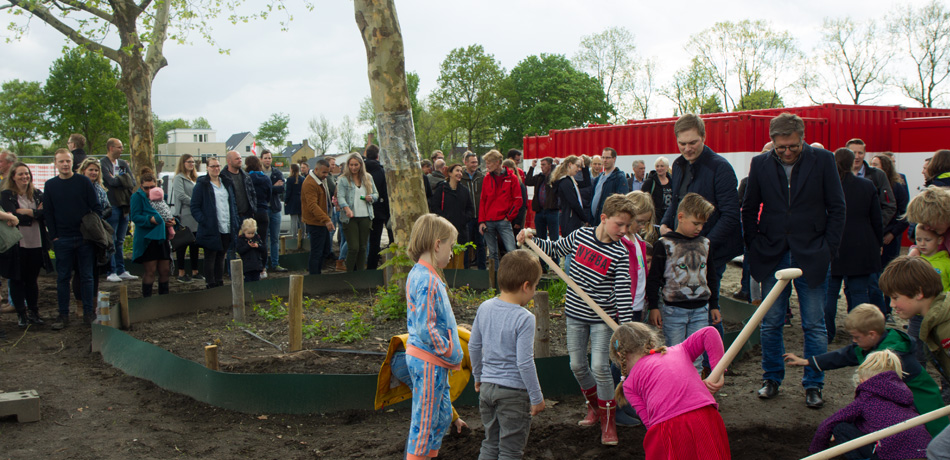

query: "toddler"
left=148, top=187, right=175, bottom=239
left=916, top=223, right=950, bottom=291
left=235, top=218, right=266, bottom=282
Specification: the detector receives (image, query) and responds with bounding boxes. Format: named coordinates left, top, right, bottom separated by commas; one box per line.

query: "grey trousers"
left=930, top=425, right=950, bottom=460
left=478, top=382, right=532, bottom=460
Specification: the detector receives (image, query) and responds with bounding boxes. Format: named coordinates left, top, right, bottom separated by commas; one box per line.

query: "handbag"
left=0, top=222, right=22, bottom=253
left=170, top=222, right=195, bottom=251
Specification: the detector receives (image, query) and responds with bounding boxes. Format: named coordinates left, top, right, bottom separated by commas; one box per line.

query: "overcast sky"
left=1, top=0, right=936, bottom=151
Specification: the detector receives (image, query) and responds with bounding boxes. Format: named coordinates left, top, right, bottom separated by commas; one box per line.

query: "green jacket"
left=921, top=250, right=950, bottom=292
left=923, top=293, right=950, bottom=385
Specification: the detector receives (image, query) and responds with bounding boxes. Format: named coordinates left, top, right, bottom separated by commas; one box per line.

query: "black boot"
left=16, top=310, right=28, bottom=329
left=27, top=308, right=44, bottom=325
left=158, top=282, right=169, bottom=295
left=142, top=283, right=153, bottom=298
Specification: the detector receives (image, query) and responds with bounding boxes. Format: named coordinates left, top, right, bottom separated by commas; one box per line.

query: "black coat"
left=524, top=166, right=557, bottom=212
left=831, top=174, right=883, bottom=276
left=191, top=175, right=240, bottom=252
left=0, top=189, right=53, bottom=279
left=556, top=176, right=587, bottom=236
left=267, top=168, right=285, bottom=213
left=884, top=177, right=910, bottom=239
left=70, top=148, right=87, bottom=173
left=284, top=175, right=303, bottom=215
left=236, top=234, right=267, bottom=273
left=641, top=170, right=672, bottom=221
left=428, top=181, right=474, bottom=242
left=248, top=171, right=272, bottom=213
left=742, top=145, right=847, bottom=287
left=365, top=159, right=390, bottom=221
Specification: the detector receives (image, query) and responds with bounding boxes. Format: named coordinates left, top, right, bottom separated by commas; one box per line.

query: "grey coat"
left=171, top=173, right=199, bottom=229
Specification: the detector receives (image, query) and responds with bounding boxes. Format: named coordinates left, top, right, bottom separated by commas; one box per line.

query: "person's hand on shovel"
left=703, top=374, right=724, bottom=394
left=782, top=353, right=809, bottom=366
left=516, top=228, right=533, bottom=246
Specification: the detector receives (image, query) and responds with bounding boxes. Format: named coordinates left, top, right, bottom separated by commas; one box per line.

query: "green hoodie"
left=921, top=250, right=950, bottom=291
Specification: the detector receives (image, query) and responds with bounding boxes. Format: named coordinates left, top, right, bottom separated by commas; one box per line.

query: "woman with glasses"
left=191, top=157, right=239, bottom=289
left=129, top=167, right=173, bottom=297
left=171, top=154, right=201, bottom=282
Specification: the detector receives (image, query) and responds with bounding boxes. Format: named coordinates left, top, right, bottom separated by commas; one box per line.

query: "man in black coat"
left=524, top=157, right=559, bottom=241
left=364, top=145, right=392, bottom=270
left=742, top=113, right=846, bottom=408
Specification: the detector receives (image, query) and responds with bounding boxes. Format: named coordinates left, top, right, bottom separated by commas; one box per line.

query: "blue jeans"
left=867, top=272, right=888, bottom=316
left=54, top=236, right=95, bottom=317
left=566, top=317, right=613, bottom=401
left=760, top=251, right=828, bottom=389
left=466, top=218, right=487, bottom=270
left=267, top=210, right=281, bottom=268
left=740, top=256, right=752, bottom=295
left=825, top=274, right=870, bottom=343
left=307, top=225, right=329, bottom=275
left=338, top=228, right=347, bottom=261
left=534, top=209, right=559, bottom=241
left=106, top=210, right=128, bottom=275
left=483, top=220, right=517, bottom=270
left=662, top=304, right=708, bottom=372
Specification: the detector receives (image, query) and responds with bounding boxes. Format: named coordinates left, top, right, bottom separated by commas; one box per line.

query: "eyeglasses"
left=208, top=165, right=221, bottom=168
left=186, top=160, right=196, bottom=164
left=774, top=142, right=803, bottom=154
left=142, top=186, right=155, bottom=191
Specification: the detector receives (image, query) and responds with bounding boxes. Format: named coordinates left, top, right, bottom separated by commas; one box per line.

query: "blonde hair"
left=240, top=218, right=258, bottom=234
left=482, top=149, right=503, bottom=165
left=609, top=322, right=667, bottom=406
left=601, top=194, right=638, bottom=220
left=625, top=191, right=657, bottom=243
left=78, top=158, right=105, bottom=189
left=342, top=153, right=373, bottom=188
left=906, top=186, right=950, bottom=228
left=407, top=213, right=458, bottom=266
left=843, top=304, right=885, bottom=335
left=854, top=350, right=904, bottom=386
left=502, top=159, right=522, bottom=184
left=549, top=155, right=580, bottom=185
left=677, top=193, right=715, bottom=220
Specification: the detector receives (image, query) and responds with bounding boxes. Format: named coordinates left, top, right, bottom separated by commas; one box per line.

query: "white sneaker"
left=106, top=273, right=122, bottom=282
left=118, top=271, right=139, bottom=280
left=261, top=269, right=268, bottom=279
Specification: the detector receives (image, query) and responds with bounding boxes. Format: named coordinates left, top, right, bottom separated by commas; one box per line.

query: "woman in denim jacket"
left=336, top=153, right=378, bottom=272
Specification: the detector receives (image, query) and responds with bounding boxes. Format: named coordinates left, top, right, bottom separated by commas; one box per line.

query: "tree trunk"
left=354, top=0, right=427, bottom=251
left=116, top=59, right=156, bottom=175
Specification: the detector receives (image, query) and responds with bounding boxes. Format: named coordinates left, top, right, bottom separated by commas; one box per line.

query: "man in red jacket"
left=479, top=149, right=523, bottom=271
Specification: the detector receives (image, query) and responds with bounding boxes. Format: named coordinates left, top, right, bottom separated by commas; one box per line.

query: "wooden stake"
left=707, top=268, right=802, bottom=383
left=119, top=284, right=130, bottom=330
left=297, top=228, right=304, bottom=251
left=204, top=345, right=219, bottom=371
left=288, top=275, right=304, bottom=352
left=802, top=404, right=950, bottom=460
left=230, top=259, right=245, bottom=322
left=488, top=258, right=496, bottom=291
left=533, top=291, right=550, bottom=358
left=279, top=235, right=287, bottom=255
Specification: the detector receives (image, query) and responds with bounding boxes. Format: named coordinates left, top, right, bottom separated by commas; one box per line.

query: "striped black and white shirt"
left=533, top=227, right=634, bottom=323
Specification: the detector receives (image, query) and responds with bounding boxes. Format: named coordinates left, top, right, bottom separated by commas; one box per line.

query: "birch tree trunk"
left=354, top=0, right=428, bottom=251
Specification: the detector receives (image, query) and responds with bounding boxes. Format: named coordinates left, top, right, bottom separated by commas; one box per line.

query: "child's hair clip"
left=614, top=339, right=620, bottom=350
left=649, top=349, right=657, bottom=355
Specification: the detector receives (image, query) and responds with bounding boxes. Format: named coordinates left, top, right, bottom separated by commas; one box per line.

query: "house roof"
left=225, top=132, right=251, bottom=151
left=282, top=143, right=303, bottom=157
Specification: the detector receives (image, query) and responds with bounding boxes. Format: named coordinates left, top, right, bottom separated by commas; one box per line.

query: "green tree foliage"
left=152, top=115, right=212, bottom=155
left=434, top=45, right=505, bottom=150
left=192, top=117, right=212, bottom=129
left=257, top=112, right=290, bottom=152
left=44, top=48, right=128, bottom=156
left=0, top=79, right=47, bottom=155
left=337, top=115, right=360, bottom=153
left=572, top=26, right=639, bottom=122
left=889, top=0, right=950, bottom=107
left=307, top=115, right=336, bottom=155
left=496, top=54, right=612, bottom=150
left=735, top=89, right=784, bottom=111
left=662, top=58, right=721, bottom=116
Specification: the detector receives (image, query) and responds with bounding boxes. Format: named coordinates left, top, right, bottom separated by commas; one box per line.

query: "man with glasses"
left=588, top=147, right=630, bottom=225
left=742, top=113, right=846, bottom=408
left=101, top=138, right=139, bottom=283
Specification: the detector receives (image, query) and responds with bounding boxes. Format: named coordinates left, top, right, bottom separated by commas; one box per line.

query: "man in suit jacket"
left=742, top=113, right=846, bottom=409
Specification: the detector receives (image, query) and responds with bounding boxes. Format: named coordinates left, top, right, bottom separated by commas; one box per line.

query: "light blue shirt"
left=211, top=180, right=230, bottom=234
left=591, top=174, right=607, bottom=216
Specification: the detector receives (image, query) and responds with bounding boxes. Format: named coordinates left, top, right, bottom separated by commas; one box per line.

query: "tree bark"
left=354, top=0, right=427, bottom=251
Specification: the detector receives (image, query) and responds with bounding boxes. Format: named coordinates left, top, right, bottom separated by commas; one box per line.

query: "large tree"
left=257, top=112, right=290, bottom=152
left=307, top=115, right=336, bottom=155
left=0, top=79, right=47, bottom=155
left=889, top=0, right=950, bottom=107
left=662, top=58, right=722, bottom=116
left=433, top=44, right=505, bottom=150
left=45, top=48, right=129, bottom=155
left=3, top=0, right=304, bottom=172
left=497, top=54, right=612, bottom=150
left=336, top=115, right=360, bottom=154
left=572, top=26, right=639, bottom=122
left=800, top=17, right=892, bottom=105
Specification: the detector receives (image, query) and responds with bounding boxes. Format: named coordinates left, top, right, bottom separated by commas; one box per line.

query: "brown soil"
left=0, top=262, right=931, bottom=459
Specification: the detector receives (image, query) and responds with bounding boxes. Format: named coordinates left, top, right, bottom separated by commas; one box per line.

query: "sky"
left=0, top=0, right=937, bottom=152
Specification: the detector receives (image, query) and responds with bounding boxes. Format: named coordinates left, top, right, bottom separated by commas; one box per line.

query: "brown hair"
left=879, top=255, right=943, bottom=299
left=874, top=154, right=903, bottom=186
left=769, top=113, right=805, bottom=139
left=843, top=304, right=885, bottom=335
left=835, top=148, right=855, bottom=183
left=68, top=133, right=86, bottom=149
left=502, top=159, right=522, bottom=184
left=905, top=186, right=950, bottom=228
left=610, top=322, right=667, bottom=406
left=845, top=138, right=865, bottom=148
left=674, top=113, right=705, bottom=137
left=138, top=167, right=156, bottom=185
left=677, top=192, right=715, bottom=220
left=2, top=162, right=34, bottom=199
left=927, top=149, right=950, bottom=180
left=174, top=154, right=199, bottom=182
left=497, top=249, right=542, bottom=294
left=244, top=155, right=262, bottom=172
left=601, top=194, right=637, bottom=220
left=602, top=147, right=618, bottom=159
left=289, top=163, right=300, bottom=179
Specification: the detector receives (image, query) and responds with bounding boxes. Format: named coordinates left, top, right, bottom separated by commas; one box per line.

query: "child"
left=646, top=193, right=720, bottom=370
left=518, top=194, right=635, bottom=445
left=785, top=304, right=949, bottom=436
left=470, top=249, right=545, bottom=459
left=610, top=323, right=730, bottom=459
left=148, top=187, right=175, bottom=239
left=404, top=214, right=463, bottom=460
left=235, top=218, right=266, bottom=282
left=916, top=224, right=950, bottom=291
left=809, top=350, right=931, bottom=459
left=622, top=191, right=656, bottom=320
left=880, top=255, right=950, bottom=403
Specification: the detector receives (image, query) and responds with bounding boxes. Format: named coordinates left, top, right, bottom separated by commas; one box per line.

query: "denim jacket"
left=336, top=173, right=378, bottom=224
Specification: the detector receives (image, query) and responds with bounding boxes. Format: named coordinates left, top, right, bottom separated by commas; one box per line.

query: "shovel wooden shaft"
left=523, top=238, right=619, bottom=331
left=707, top=268, right=802, bottom=383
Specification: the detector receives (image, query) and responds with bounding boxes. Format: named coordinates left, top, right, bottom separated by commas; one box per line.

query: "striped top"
left=405, top=260, right=463, bottom=369
left=533, top=227, right=634, bottom=323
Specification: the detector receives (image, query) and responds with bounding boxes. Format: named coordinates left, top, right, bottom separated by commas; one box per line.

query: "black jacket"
left=101, top=156, right=136, bottom=212
left=641, top=170, right=672, bottom=221
left=191, top=175, right=240, bottom=252
left=71, top=148, right=87, bottom=173
left=428, top=181, right=474, bottom=242
left=0, top=189, right=53, bottom=279
left=831, top=174, right=883, bottom=276
left=742, top=145, right=847, bottom=287
left=884, top=177, right=910, bottom=240
left=266, top=168, right=285, bottom=213
left=556, top=173, right=589, bottom=236
left=248, top=171, right=272, bottom=213
left=859, top=161, right=896, bottom=226
left=236, top=234, right=267, bottom=273
left=284, top=175, right=303, bottom=215
left=365, top=159, right=390, bottom=221
left=524, top=166, right=557, bottom=212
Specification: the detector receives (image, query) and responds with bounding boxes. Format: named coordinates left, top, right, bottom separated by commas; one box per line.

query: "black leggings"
left=203, top=233, right=231, bottom=287
left=176, top=242, right=200, bottom=273
left=10, top=247, right=44, bottom=312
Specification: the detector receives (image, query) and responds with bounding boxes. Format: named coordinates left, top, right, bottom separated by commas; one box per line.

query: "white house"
left=225, top=132, right=262, bottom=157
left=157, top=128, right=226, bottom=171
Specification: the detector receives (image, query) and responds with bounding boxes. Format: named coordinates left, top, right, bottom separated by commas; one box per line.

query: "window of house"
left=246, top=145, right=251, bottom=152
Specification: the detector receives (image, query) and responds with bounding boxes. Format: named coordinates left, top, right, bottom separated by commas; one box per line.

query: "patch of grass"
left=544, top=280, right=567, bottom=307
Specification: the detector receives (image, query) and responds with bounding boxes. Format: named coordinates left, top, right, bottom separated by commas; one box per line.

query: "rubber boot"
left=158, top=282, right=169, bottom=295
left=16, top=309, right=28, bottom=329
left=142, top=283, right=153, bottom=298
left=599, top=399, right=618, bottom=446
left=578, top=386, right=601, bottom=427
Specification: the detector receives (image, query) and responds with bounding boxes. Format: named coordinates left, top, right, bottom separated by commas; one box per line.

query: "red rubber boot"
left=577, top=386, right=601, bottom=426
left=600, top=399, right=618, bottom=445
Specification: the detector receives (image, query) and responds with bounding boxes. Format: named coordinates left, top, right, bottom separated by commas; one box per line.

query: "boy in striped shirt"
left=518, top=194, right=635, bottom=445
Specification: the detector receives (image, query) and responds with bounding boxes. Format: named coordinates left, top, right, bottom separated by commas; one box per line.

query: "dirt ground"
left=0, top=262, right=934, bottom=459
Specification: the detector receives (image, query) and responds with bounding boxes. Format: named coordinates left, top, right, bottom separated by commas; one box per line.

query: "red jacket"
left=479, top=167, right=523, bottom=223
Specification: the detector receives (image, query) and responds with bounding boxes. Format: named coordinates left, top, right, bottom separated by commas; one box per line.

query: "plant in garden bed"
left=373, top=282, right=406, bottom=320
left=254, top=294, right=288, bottom=321
left=302, top=319, right=328, bottom=339
left=324, top=311, right=374, bottom=344
left=543, top=279, right=567, bottom=308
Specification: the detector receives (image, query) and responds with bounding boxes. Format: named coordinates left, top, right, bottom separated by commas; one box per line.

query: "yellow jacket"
left=374, top=327, right=472, bottom=421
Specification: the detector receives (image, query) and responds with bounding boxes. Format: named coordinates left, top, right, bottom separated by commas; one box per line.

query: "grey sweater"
left=469, top=297, right=543, bottom=405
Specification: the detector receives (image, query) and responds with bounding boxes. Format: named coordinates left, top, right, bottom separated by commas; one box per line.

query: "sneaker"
left=273, top=265, right=289, bottom=272
left=261, top=269, right=268, bottom=279
left=192, top=274, right=205, bottom=281
left=177, top=274, right=192, bottom=283
left=51, top=315, right=70, bottom=330
left=118, top=271, right=139, bottom=280
left=106, top=273, right=122, bottom=282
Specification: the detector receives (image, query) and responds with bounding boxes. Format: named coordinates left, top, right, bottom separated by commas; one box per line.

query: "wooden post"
left=231, top=259, right=245, bottom=322
left=204, top=345, right=219, bottom=371
left=288, top=275, right=304, bottom=352
left=488, top=258, right=496, bottom=291
left=279, top=235, right=287, bottom=255
left=382, top=251, right=394, bottom=286
left=119, top=284, right=130, bottom=329
left=533, top=291, right=550, bottom=358
left=297, top=228, right=304, bottom=251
